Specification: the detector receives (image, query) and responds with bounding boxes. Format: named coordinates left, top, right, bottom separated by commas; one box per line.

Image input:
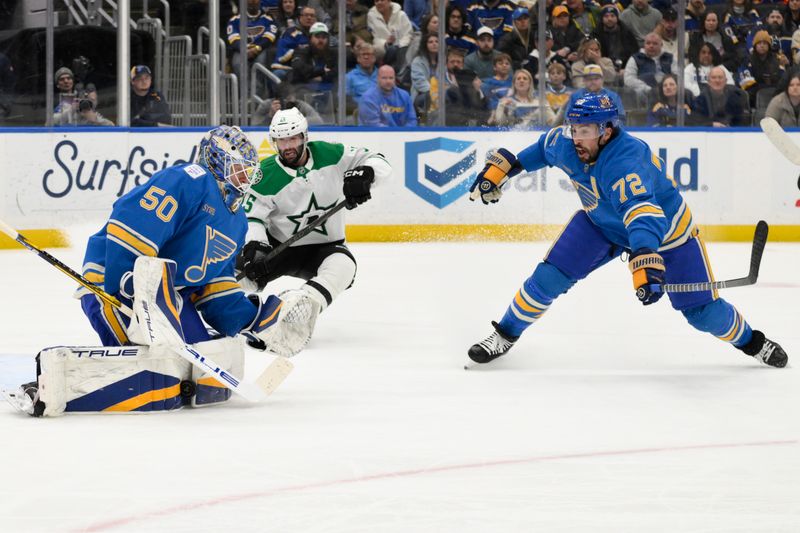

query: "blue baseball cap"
left=512, top=7, right=530, bottom=20
left=130, top=65, right=152, bottom=80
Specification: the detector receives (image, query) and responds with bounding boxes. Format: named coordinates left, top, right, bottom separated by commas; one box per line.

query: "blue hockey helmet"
left=565, top=91, right=620, bottom=131
left=197, top=125, right=262, bottom=212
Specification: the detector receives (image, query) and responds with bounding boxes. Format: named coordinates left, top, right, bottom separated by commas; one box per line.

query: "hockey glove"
left=242, top=294, right=283, bottom=350
left=629, top=249, right=666, bottom=306
left=469, top=148, right=522, bottom=204
left=240, top=240, right=274, bottom=290
left=343, top=166, right=375, bottom=209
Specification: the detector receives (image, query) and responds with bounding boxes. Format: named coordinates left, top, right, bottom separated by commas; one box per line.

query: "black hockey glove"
left=240, top=240, right=274, bottom=290
left=343, top=166, right=375, bottom=210
left=629, top=249, right=666, bottom=306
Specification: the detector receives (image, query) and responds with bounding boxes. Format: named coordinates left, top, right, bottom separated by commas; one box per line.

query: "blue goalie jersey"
left=517, top=127, right=695, bottom=252
left=80, top=163, right=257, bottom=336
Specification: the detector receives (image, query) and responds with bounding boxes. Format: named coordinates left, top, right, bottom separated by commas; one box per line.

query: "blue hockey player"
left=467, top=92, right=788, bottom=368
left=79, top=125, right=285, bottom=349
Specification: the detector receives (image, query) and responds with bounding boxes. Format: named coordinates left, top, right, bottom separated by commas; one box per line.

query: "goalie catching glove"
left=469, top=148, right=522, bottom=204
left=629, top=249, right=665, bottom=305
left=343, top=166, right=374, bottom=209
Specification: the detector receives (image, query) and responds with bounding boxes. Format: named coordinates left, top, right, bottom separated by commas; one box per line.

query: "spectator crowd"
left=6, top=0, right=800, bottom=128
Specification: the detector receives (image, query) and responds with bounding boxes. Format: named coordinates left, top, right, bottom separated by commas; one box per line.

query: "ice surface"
left=0, top=225, right=798, bottom=532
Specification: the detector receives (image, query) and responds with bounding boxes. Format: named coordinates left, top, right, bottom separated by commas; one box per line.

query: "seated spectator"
left=445, top=5, right=477, bottom=56
left=524, top=30, right=568, bottom=85
left=546, top=62, right=573, bottom=114
left=329, top=0, right=372, bottom=49
left=550, top=5, right=583, bottom=64
left=765, top=72, right=800, bottom=126
left=467, top=0, right=515, bottom=41
left=684, top=42, right=735, bottom=97
left=130, top=65, right=172, bottom=127
left=497, top=8, right=534, bottom=69
left=688, top=11, right=739, bottom=73
left=358, top=65, right=417, bottom=127
left=226, top=0, right=277, bottom=93
left=567, top=0, right=601, bottom=35
left=647, top=74, right=692, bottom=126
left=253, top=92, right=324, bottom=125
left=410, top=33, right=439, bottom=102
left=367, top=0, right=414, bottom=70
left=592, top=5, right=639, bottom=77
left=555, top=65, right=626, bottom=125
left=307, top=0, right=334, bottom=29
left=53, top=66, right=77, bottom=126
left=491, top=68, right=555, bottom=127
left=760, top=8, right=792, bottom=60
left=655, top=8, right=679, bottom=57
left=722, top=0, right=761, bottom=52
left=571, top=38, right=617, bottom=89
left=692, top=65, right=749, bottom=127
left=739, top=30, right=786, bottom=105
left=0, top=52, right=13, bottom=118
left=624, top=32, right=677, bottom=99
left=290, top=22, right=336, bottom=93
left=346, top=44, right=378, bottom=105
left=443, top=50, right=487, bottom=126
left=685, top=0, right=707, bottom=33
left=619, top=0, right=663, bottom=47
left=482, top=53, right=513, bottom=110
left=466, top=27, right=501, bottom=80
left=272, top=6, right=316, bottom=78
left=404, top=0, right=430, bottom=31
left=784, top=0, right=800, bottom=36
left=405, top=13, right=439, bottom=65
left=272, top=0, right=299, bottom=36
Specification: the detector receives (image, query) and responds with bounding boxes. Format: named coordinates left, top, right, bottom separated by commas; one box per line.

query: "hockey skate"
left=468, top=321, right=519, bottom=363
left=738, top=330, right=788, bottom=368
left=1, top=381, right=44, bottom=417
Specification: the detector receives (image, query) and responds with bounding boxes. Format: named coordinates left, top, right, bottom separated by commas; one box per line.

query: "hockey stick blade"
left=236, top=201, right=348, bottom=282
left=1, top=218, right=288, bottom=402
left=760, top=117, right=800, bottom=165
left=656, top=221, right=769, bottom=294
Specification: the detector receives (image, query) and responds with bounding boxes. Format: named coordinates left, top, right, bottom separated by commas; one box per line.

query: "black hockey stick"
left=236, top=200, right=348, bottom=281
left=649, top=220, right=768, bottom=295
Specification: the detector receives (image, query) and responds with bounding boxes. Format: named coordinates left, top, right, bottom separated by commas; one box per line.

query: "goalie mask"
left=197, top=125, right=262, bottom=212
left=269, top=108, right=309, bottom=167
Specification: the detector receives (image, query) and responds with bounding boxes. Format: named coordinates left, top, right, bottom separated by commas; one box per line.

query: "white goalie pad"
left=127, top=256, right=185, bottom=348
left=190, top=336, right=245, bottom=407
left=256, top=289, right=321, bottom=357
left=35, top=345, right=191, bottom=417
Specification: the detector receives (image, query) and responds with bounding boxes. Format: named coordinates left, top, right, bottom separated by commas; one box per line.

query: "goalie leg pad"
left=190, top=336, right=245, bottom=407
left=33, top=345, right=191, bottom=416
left=128, top=256, right=185, bottom=347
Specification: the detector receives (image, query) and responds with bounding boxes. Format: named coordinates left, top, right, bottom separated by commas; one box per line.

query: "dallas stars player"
left=239, top=107, right=392, bottom=339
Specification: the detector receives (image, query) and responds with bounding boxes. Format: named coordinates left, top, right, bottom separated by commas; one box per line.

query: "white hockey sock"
left=303, top=252, right=356, bottom=311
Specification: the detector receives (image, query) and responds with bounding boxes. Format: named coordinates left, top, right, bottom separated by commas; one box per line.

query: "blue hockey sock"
left=498, top=277, right=554, bottom=338
left=682, top=299, right=752, bottom=348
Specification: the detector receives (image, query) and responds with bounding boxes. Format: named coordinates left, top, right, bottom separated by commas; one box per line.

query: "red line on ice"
left=76, top=439, right=797, bottom=532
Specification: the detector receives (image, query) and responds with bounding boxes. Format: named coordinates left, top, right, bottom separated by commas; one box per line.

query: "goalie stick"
left=0, top=218, right=293, bottom=403
left=236, top=200, right=348, bottom=281
left=760, top=117, right=800, bottom=166
left=648, top=220, right=768, bottom=295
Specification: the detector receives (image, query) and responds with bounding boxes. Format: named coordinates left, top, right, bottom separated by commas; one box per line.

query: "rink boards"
left=1, top=126, right=799, bottom=248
